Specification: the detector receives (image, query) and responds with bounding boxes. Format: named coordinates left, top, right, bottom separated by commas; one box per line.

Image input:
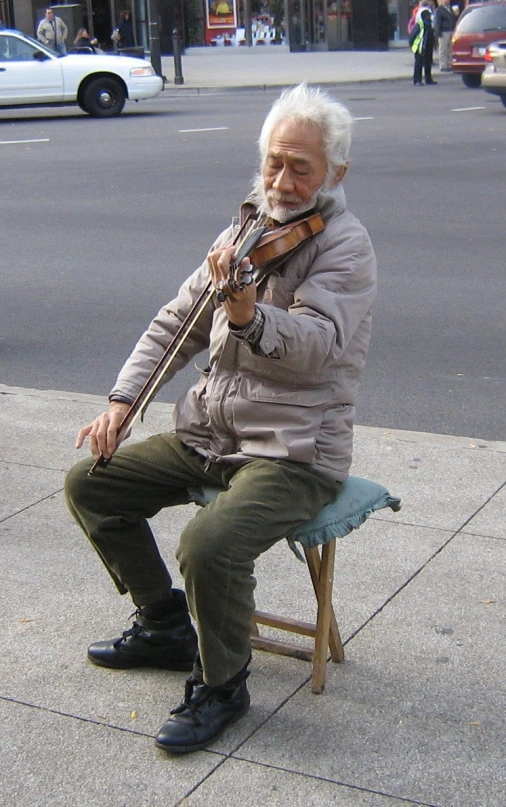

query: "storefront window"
left=287, top=0, right=352, bottom=50
left=1, top=0, right=14, bottom=28
left=326, top=0, right=352, bottom=50
left=388, top=0, right=399, bottom=40
left=313, top=0, right=326, bottom=44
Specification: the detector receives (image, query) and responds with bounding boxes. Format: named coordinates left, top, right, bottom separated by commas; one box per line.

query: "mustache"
left=266, top=191, right=304, bottom=205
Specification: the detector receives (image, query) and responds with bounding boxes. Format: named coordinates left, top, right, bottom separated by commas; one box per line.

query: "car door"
left=0, top=34, right=64, bottom=104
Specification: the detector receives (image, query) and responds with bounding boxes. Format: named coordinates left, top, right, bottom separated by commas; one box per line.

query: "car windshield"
left=21, top=32, right=58, bottom=56
left=456, top=6, right=506, bottom=33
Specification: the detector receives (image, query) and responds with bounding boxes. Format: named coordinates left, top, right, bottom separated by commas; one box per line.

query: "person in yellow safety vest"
left=409, top=9, right=437, bottom=86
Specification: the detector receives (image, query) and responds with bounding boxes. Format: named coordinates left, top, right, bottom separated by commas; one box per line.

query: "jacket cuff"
left=108, top=394, right=134, bottom=405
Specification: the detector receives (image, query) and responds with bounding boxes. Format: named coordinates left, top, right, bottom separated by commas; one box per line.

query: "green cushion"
left=188, top=476, right=401, bottom=552
left=288, top=476, right=401, bottom=548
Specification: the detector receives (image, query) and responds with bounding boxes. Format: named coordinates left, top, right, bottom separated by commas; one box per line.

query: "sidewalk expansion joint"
left=229, top=755, right=440, bottom=807
left=0, top=488, right=63, bottom=524
left=0, top=694, right=153, bottom=740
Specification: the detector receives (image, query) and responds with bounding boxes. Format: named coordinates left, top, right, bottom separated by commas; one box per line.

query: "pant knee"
left=177, top=518, right=249, bottom=581
left=64, top=458, right=95, bottom=511
left=177, top=522, right=217, bottom=576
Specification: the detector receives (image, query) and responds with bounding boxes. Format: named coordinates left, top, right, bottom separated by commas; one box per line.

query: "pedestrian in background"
left=410, top=9, right=437, bottom=86
left=434, top=0, right=457, bottom=72
left=73, top=28, right=100, bottom=53
left=37, top=7, right=68, bottom=55
left=408, top=1, right=434, bottom=35
left=115, top=10, right=135, bottom=49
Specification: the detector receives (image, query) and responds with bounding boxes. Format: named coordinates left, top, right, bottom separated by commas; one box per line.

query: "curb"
left=160, top=76, right=414, bottom=95
left=3, top=384, right=505, bottom=453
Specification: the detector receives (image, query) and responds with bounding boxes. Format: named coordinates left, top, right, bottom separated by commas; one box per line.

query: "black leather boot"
left=87, top=589, right=197, bottom=671
left=155, top=665, right=250, bottom=754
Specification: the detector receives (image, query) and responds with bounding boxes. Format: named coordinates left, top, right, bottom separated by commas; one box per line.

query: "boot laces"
left=169, top=667, right=249, bottom=724
left=112, top=610, right=144, bottom=649
left=170, top=675, right=211, bottom=724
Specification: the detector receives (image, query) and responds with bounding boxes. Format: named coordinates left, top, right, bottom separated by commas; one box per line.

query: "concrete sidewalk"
left=1, top=383, right=505, bottom=807
left=161, top=44, right=414, bottom=91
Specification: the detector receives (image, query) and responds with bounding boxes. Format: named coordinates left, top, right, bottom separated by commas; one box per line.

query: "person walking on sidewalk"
left=65, top=83, right=377, bottom=755
left=36, top=7, right=68, bottom=55
left=434, top=0, right=457, bottom=72
left=410, top=9, right=437, bottom=86
left=115, top=9, right=135, bottom=49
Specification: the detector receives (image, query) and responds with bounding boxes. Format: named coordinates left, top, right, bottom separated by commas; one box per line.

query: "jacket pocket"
left=232, top=376, right=333, bottom=464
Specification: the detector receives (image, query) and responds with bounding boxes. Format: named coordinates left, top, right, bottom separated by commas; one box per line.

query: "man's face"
left=262, top=120, right=330, bottom=222
left=45, top=10, right=54, bottom=19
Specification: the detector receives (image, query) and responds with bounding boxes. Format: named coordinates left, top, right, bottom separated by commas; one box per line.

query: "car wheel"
left=81, top=77, right=126, bottom=117
left=461, top=73, right=481, bottom=89
left=500, top=96, right=506, bottom=109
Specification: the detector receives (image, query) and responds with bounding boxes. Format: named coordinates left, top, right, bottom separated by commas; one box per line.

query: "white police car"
left=0, top=29, right=163, bottom=117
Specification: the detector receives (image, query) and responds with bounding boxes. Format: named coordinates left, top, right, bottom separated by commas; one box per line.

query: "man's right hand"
left=75, top=402, right=130, bottom=460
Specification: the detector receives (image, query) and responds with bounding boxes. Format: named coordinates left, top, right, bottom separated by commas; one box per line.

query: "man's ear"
left=329, top=164, right=348, bottom=187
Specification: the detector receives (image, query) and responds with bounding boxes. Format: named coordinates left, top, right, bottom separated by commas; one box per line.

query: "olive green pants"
left=65, top=433, right=338, bottom=686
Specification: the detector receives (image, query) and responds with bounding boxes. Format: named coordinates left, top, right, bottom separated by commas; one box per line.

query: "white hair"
left=258, top=83, right=354, bottom=183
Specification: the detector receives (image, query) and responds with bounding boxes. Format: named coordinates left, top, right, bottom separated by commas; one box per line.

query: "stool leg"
left=313, top=541, right=334, bottom=693
left=305, top=540, right=343, bottom=695
left=305, top=544, right=344, bottom=664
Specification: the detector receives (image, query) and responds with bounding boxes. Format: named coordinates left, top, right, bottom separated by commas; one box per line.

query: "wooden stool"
left=251, top=540, right=343, bottom=694
left=188, top=477, right=401, bottom=694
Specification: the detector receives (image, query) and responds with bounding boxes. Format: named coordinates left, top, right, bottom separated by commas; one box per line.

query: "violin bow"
left=87, top=216, right=267, bottom=475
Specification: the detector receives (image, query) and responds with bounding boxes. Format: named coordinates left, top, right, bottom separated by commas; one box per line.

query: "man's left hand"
left=208, top=246, right=257, bottom=328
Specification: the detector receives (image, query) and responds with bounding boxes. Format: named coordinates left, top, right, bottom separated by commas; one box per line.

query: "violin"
left=249, top=213, right=326, bottom=268
left=88, top=211, right=326, bottom=475
left=216, top=212, right=325, bottom=301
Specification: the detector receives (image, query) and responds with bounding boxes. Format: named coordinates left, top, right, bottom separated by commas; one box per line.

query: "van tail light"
left=484, top=48, right=493, bottom=63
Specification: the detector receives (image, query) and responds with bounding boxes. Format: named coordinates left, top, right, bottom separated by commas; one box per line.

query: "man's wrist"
left=108, top=394, right=133, bottom=408
left=229, top=317, right=255, bottom=332
left=229, top=305, right=265, bottom=342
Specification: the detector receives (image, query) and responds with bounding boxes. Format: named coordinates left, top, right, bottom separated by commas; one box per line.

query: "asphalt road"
left=1, top=78, right=505, bottom=441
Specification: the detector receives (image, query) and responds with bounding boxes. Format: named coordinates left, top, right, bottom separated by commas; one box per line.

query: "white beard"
left=250, top=174, right=323, bottom=223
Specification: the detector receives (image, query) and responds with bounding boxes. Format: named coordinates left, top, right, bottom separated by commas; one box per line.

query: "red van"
left=452, top=1, right=506, bottom=86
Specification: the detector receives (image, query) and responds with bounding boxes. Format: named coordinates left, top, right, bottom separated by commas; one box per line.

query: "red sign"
left=206, top=0, right=237, bottom=29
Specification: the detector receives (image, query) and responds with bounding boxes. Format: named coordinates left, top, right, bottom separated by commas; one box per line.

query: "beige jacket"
left=37, top=16, right=68, bottom=48
left=110, top=189, right=377, bottom=482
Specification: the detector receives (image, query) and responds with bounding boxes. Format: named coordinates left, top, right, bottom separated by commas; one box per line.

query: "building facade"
left=8, top=1, right=472, bottom=54
left=8, top=0, right=184, bottom=53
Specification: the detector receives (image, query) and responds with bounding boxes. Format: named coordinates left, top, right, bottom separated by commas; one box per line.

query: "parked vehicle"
left=482, top=39, right=506, bottom=105
left=0, top=29, right=163, bottom=117
left=451, top=1, right=506, bottom=87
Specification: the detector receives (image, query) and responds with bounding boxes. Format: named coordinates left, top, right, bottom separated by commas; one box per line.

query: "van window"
left=456, top=5, right=506, bottom=34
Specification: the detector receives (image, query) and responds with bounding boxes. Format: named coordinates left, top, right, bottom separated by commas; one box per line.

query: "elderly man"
left=37, top=7, right=68, bottom=54
left=65, top=83, right=377, bottom=754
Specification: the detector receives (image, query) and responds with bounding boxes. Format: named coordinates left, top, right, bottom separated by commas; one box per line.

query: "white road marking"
left=0, top=138, right=50, bottom=145
left=451, top=106, right=485, bottom=112
left=353, top=116, right=375, bottom=121
left=178, top=126, right=229, bottom=133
